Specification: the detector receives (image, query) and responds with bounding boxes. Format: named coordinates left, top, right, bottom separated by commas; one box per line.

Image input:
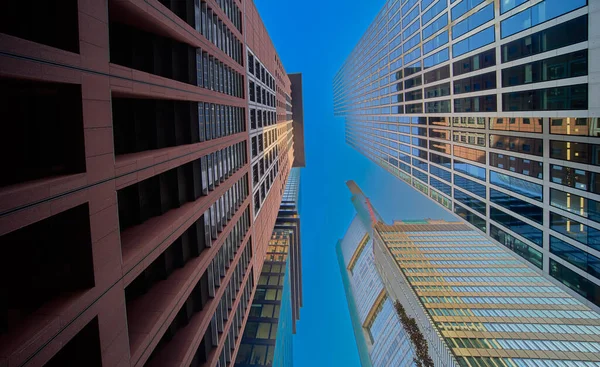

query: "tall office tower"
left=234, top=167, right=303, bottom=367
left=336, top=182, right=416, bottom=366
left=333, top=0, right=600, bottom=310
left=373, top=219, right=600, bottom=367
left=0, top=1, right=298, bottom=366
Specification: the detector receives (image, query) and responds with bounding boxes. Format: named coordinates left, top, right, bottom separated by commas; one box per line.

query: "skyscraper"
left=235, top=168, right=303, bottom=367
left=0, top=1, right=299, bottom=366
left=336, top=182, right=416, bottom=367
left=373, top=219, right=600, bottom=367
left=334, top=0, right=600, bottom=310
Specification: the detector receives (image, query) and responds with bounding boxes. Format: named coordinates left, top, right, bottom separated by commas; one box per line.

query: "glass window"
left=429, top=140, right=451, bottom=154
left=423, top=12, right=448, bottom=39
left=490, top=171, right=542, bottom=201
left=455, top=203, right=486, bottom=232
left=551, top=188, right=600, bottom=224
left=504, top=84, right=588, bottom=111
left=430, top=165, right=451, bottom=182
left=424, top=47, right=450, bottom=68
left=431, top=177, right=452, bottom=196
left=454, top=146, right=486, bottom=164
left=430, top=152, right=452, bottom=167
left=550, top=236, right=600, bottom=279
left=489, top=117, right=543, bottom=133
left=451, top=0, right=485, bottom=20
left=503, top=50, right=587, bottom=87
left=454, top=174, right=486, bottom=198
left=500, top=0, right=527, bottom=13
left=455, top=189, right=486, bottom=215
left=550, top=118, right=600, bottom=137
left=424, top=31, right=448, bottom=54
left=453, top=48, right=495, bottom=77
left=501, top=0, right=587, bottom=38
left=454, top=95, right=497, bottom=112
left=551, top=165, right=600, bottom=195
left=422, top=0, right=447, bottom=25
left=491, top=224, right=543, bottom=269
left=452, top=131, right=486, bottom=147
left=491, top=207, right=543, bottom=246
left=425, top=82, right=451, bottom=99
left=489, top=135, right=543, bottom=156
left=550, top=259, right=600, bottom=307
left=424, top=65, right=450, bottom=84
left=489, top=152, right=543, bottom=179
left=403, top=6, right=420, bottom=29
left=453, top=71, right=496, bottom=94
left=550, top=140, right=600, bottom=167
left=452, top=3, right=494, bottom=39
left=490, top=189, right=543, bottom=224
left=425, top=100, right=451, bottom=113
left=452, top=26, right=494, bottom=57
left=550, top=213, right=600, bottom=251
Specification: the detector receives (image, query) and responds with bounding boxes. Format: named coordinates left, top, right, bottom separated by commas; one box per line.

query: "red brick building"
left=0, top=1, right=297, bottom=366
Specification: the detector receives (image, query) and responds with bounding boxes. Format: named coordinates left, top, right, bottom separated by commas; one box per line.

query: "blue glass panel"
left=423, top=12, right=448, bottom=39
left=451, top=0, right=485, bottom=21
left=403, top=33, right=421, bottom=53
left=403, top=6, right=420, bottom=29
left=490, top=171, right=542, bottom=201
left=455, top=189, right=486, bottom=214
left=550, top=236, right=600, bottom=278
left=500, top=0, right=527, bottom=14
left=550, top=213, right=600, bottom=251
left=403, top=17, right=421, bottom=39
left=423, top=48, right=449, bottom=68
left=501, top=0, right=587, bottom=38
left=491, top=207, right=543, bottom=246
left=423, top=31, right=449, bottom=54
left=454, top=160, right=486, bottom=181
left=430, top=165, right=451, bottom=182
left=404, top=48, right=421, bottom=64
left=413, top=168, right=429, bottom=183
left=452, top=3, right=494, bottom=39
left=490, top=189, right=543, bottom=224
left=431, top=177, right=451, bottom=196
left=454, top=175, right=486, bottom=198
left=412, top=157, right=428, bottom=171
left=422, top=0, right=447, bottom=25
left=402, top=0, right=419, bottom=17
left=453, top=26, right=495, bottom=57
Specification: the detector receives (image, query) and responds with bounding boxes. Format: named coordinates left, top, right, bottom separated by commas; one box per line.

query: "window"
left=454, top=95, right=496, bottom=112
left=489, top=152, right=543, bottom=179
left=501, top=0, right=587, bottom=38
left=502, top=50, right=588, bottom=87
left=490, top=135, right=543, bottom=156
left=454, top=174, right=486, bottom=198
left=550, top=213, right=600, bottom=251
left=423, top=12, right=448, bottom=39
left=490, top=171, right=542, bottom=201
left=455, top=204, right=486, bottom=232
left=249, top=81, right=255, bottom=102
left=490, top=189, right=543, bottom=224
left=491, top=225, right=543, bottom=269
left=490, top=207, right=543, bottom=246
left=424, top=48, right=449, bottom=68
left=452, top=3, right=494, bottom=39
left=550, top=236, right=600, bottom=279
left=453, top=26, right=495, bottom=57
left=503, top=84, right=587, bottom=111
left=550, top=140, right=600, bottom=166
left=550, top=259, right=600, bottom=307
left=425, top=100, right=451, bottom=113
left=454, top=159, right=486, bottom=180
left=451, top=0, right=485, bottom=21
left=421, top=0, right=447, bottom=25
left=453, top=48, right=495, bottom=77
left=453, top=71, right=496, bottom=94
left=489, top=117, right=543, bottom=133
left=424, top=65, right=450, bottom=84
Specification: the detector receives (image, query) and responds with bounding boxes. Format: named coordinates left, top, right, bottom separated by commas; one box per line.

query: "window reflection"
left=489, top=117, right=542, bottom=133
left=550, top=165, right=600, bottom=195
left=550, top=213, right=600, bottom=251
left=452, top=117, right=486, bottom=129
left=454, top=189, right=486, bottom=215
left=489, top=135, right=543, bottom=156
left=454, top=203, right=486, bottom=232
left=550, top=140, right=600, bottom=166
left=550, top=236, right=600, bottom=279
left=490, top=224, right=543, bottom=269
left=454, top=160, right=486, bottom=180
left=550, top=259, right=600, bottom=306
left=490, top=171, right=543, bottom=201
left=502, top=50, right=587, bottom=87
left=490, top=189, right=543, bottom=224
left=490, top=207, right=543, bottom=246
left=452, top=131, right=486, bottom=147
left=501, top=0, right=587, bottom=38
left=489, top=152, right=543, bottom=179
left=454, top=146, right=486, bottom=164
left=550, top=118, right=600, bottom=137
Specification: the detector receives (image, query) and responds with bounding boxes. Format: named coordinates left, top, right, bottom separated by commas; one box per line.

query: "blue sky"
left=254, top=0, right=455, bottom=365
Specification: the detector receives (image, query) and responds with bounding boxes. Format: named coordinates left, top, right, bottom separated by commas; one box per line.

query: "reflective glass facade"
left=373, top=220, right=600, bottom=367
left=336, top=183, right=415, bottom=367
left=235, top=169, right=302, bottom=367
left=333, top=0, right=600, bottom=310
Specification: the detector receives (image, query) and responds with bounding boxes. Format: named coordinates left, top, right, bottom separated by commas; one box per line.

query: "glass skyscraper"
left=336, top=181, right=415, bottom=367
left=235, top=168, right=303, bottom=367
left=373, top=219, right=600, bottom=367
left=333, top=0, right=600, bottom=310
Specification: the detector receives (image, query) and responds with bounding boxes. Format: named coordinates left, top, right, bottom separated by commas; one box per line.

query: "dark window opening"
left=45, top=317, right=102, bottom=367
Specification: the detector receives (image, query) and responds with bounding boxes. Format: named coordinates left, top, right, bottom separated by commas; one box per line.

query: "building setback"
left=333, top=0, right=600, bottom=311
left=336, top=182, right=416, bottom=367
left=0, top=1, right=299, bottom=366
left=234, top=167, right=303, bottom=367
left=374, top=219, right=600, bottom=367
